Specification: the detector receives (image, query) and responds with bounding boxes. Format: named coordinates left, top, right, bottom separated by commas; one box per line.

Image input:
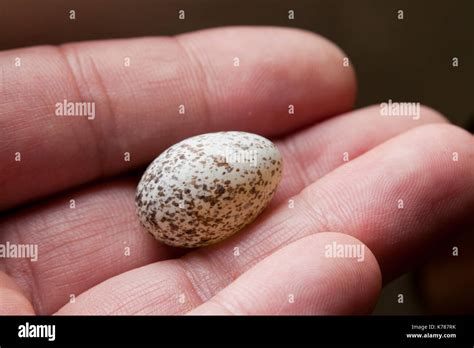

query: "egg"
left=135, top=131, right=283, bottom=248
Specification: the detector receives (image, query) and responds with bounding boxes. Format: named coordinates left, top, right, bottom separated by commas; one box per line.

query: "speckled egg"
left=135, top=131, right=283, bottom=248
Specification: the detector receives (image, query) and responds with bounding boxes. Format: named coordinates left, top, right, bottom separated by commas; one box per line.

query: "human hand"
left=1, top=27, right=473, bottom=315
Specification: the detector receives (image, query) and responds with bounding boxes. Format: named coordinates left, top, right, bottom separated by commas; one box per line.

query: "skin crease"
left=0, top=27, right=473, bottom=315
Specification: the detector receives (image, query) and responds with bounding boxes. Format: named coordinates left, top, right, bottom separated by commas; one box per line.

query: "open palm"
left=1, top=27, right=473, bottom=315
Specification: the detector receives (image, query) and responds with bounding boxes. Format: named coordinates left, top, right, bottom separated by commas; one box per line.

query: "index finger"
left=0, top=26, right=356, bottom=210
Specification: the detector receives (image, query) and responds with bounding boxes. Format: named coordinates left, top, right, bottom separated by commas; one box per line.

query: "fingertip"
left=295, top=232, right=382, bottom=314
left=418, top=104, right=450, bottom=123
left=293, top=232, right=382, bottom=315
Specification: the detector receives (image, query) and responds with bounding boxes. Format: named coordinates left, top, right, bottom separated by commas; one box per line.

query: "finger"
left=189, top=233, right=381, bottom=315
left=0, top=271, right=35, bottom=315
left=2, top=105, right=446, bottom=314
left=56, top=233, right=381, bottom=315
left=201, top=124, right=472, bottom=287
left=272, top=104, right=447, bottom=205
left=214, top=123, right=472, bottom=284
left=0, top=26, right=356, bottom=211
left=53, top=123, right=474, bottom=315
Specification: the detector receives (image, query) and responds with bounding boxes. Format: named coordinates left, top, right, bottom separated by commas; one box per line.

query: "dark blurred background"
left=1, top=0, right=472, bottom=314
left=1, top=0, right=473, bottom=130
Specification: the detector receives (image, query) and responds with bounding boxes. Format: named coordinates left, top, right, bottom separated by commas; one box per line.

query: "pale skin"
left=0, top=27, right=473, bottom=315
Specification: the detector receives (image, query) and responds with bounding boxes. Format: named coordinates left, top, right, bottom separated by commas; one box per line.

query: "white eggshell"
left=136, top=131, right=282, bottom=248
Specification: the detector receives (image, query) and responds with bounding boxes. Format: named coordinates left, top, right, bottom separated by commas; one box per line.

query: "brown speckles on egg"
left=135, top=131, right=283, bottom=248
